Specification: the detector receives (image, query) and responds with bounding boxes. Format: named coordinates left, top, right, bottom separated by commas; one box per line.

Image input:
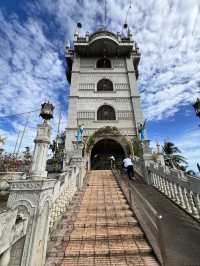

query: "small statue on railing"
left=0, top=135, right=6, bottom=155
left=138, top=120, right=147, bottom=141
left=49, top=140, right=57, bottom=154
left=76, top=124, right=84, bottom=144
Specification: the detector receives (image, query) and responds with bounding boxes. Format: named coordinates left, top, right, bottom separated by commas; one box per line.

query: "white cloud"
left=0, top=0, right=200, bottom=165
left=33, top=0, right=200, bottom=121
left=0, top=10, right=67, bottom=153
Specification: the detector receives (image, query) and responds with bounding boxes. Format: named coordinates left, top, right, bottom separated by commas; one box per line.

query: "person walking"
left=123, top=155, right=135, bottom=180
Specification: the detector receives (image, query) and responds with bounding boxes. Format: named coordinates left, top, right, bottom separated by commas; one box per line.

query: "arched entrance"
left=91, top=139, right=125, bottom=170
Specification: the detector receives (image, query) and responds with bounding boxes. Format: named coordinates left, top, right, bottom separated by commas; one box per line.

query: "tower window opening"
left=96, top=58, right=111, bottom=68
left=97, top=105, right=116, bottom=120
left=97, top=79, right=113, bottom=91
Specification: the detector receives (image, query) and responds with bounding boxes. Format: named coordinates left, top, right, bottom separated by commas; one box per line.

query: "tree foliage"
left=162, top=142, right=188, bottom=170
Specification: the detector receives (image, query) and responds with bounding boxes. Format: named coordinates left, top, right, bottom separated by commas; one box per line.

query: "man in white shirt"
left=123, top=155, right=134, bottom=180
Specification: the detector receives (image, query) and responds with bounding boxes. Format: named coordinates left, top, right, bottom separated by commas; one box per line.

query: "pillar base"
left=30, top=171, right=48, bottom=180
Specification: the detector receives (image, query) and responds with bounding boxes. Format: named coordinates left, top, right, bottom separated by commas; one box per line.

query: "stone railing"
left=0, top=157, right=87, bottom=266
left=113, top=167, right=200, bottom=266
left=147, top=162, right=200, bottom=221
left=0, top=113, right=88, bottom=266
left=49, top=158, right=87, bottom=229
left=0, top=208, right=27, bottom=265
left=134, top=156, right=145, bottom=179
left=112, top=168, right=165, bottom=265
left=0, top=172, right=26, bottom=181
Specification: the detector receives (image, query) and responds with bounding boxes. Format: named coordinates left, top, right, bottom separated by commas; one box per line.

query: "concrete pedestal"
left=7, top=179, right=56, bottom=266
left=30, top=123, right=51, bottom=180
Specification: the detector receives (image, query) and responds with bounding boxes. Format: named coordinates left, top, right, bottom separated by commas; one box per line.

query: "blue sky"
left=0, top=0, right=200, bottom=170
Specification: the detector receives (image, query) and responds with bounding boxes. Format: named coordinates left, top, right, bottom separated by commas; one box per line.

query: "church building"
left=65, top=27, right=144, bottom=169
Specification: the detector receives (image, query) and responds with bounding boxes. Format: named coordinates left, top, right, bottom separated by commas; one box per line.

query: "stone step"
left=80, top=200, right=127, bottom=204
left=82, top=198, right=125, bottom=201
left=46, top=255, right=159, bottom=266
left=70, top=226, right=144, bottom=241
left=46, top=170, right=159, bottom=266
left=73, top=218, right=138, bottom=228
left=75, top=239, right=151, bottom=257
left=80, top=205, right=130, bottom=211
left=50, top=225, right=144, bottom=242
left=57, top=216, right=138, bottom=229
left=76, top=211, right=133, bottom=219
left=48, top=239, right=152, bottom=258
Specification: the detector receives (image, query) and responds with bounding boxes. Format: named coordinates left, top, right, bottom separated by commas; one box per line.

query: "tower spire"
left=104, top=0, right=107, bottom=29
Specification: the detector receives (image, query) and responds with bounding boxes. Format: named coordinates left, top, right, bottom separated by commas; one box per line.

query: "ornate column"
left=71, top=143, right=86, bottom=189
left=30, top=123, right=51, bottom=179
left=30, top=102, right=54, bottom=180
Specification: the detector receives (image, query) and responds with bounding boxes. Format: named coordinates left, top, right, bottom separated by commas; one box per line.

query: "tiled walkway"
left=46, top=170, right=159, bottom=265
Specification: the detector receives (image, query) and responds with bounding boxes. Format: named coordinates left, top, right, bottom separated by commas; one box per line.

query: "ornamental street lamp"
left=193, top=98, right=200, bottom=119
left=40, top=101, right=55, bottom=122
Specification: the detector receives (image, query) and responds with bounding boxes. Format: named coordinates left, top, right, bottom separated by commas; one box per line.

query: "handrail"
left=113, top=163, right=200, bottom=266
left=113, top=168, right=165, bottom=265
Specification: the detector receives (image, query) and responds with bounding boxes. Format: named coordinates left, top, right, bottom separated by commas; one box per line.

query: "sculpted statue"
left=138, top=120, right=147, bottom=141
left=76, top=125, right=84, bottom=144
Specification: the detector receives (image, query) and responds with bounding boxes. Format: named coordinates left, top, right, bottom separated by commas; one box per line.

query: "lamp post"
left=193, top=98, right=200, bottom=120
left=30, top=102, right=54, bottom=179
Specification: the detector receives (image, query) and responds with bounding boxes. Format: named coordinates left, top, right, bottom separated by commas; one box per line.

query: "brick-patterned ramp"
left=46, top=170, right=159, bottom=266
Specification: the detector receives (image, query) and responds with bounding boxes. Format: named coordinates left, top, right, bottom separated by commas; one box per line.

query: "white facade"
left=65, top=30, right=144, bottom=152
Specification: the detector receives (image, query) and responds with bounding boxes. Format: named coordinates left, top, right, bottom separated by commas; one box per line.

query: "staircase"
left=46, top=170, right=159, bottom=265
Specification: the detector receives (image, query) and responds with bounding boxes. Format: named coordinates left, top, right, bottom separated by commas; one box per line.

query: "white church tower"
left=65, top=26, right=144, bottom=169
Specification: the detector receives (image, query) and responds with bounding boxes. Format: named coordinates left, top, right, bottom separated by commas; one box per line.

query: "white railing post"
left=173, top=183, right=181, bottom=204
left=193, top=194, right=200, bottom=220
left=188, top=191, right=199, bottom=218
left=183, top=188, right=192, bottom=214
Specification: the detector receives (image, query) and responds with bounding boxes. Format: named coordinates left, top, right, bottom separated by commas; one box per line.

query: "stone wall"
left=49, top=163, right=84, bottom=229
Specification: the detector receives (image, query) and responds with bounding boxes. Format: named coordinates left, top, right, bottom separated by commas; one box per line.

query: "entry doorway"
left=91, top=139, right=125, bottom=170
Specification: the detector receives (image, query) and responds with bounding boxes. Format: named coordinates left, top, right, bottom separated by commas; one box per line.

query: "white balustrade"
left=189, top=191, right=199, bottom=218
left=193, top=194, right=200, bottom=219
left=49, top=157, right=87, bottom=230
left=147, top=162, right=200, bottom=222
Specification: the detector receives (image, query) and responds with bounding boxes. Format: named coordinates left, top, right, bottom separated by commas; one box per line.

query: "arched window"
left=96, top=58, right=111, bottom=68
left=97, top=79, right=113, bottom=91
left=97, top=105, right=116, bottom=120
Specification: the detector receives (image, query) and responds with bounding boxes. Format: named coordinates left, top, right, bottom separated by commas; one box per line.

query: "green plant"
left=162, top=142, right=187, bottom=170
left=86, top=134, right=95, bottom=154
left=131, top=136, right=142, bottom=157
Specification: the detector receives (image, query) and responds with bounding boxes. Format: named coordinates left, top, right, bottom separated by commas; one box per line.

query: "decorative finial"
left=77, top=22, right=82, bottom=28
left=193, top=98, right=200, bottom=118
left=156, top=140, right=161, bottom=153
